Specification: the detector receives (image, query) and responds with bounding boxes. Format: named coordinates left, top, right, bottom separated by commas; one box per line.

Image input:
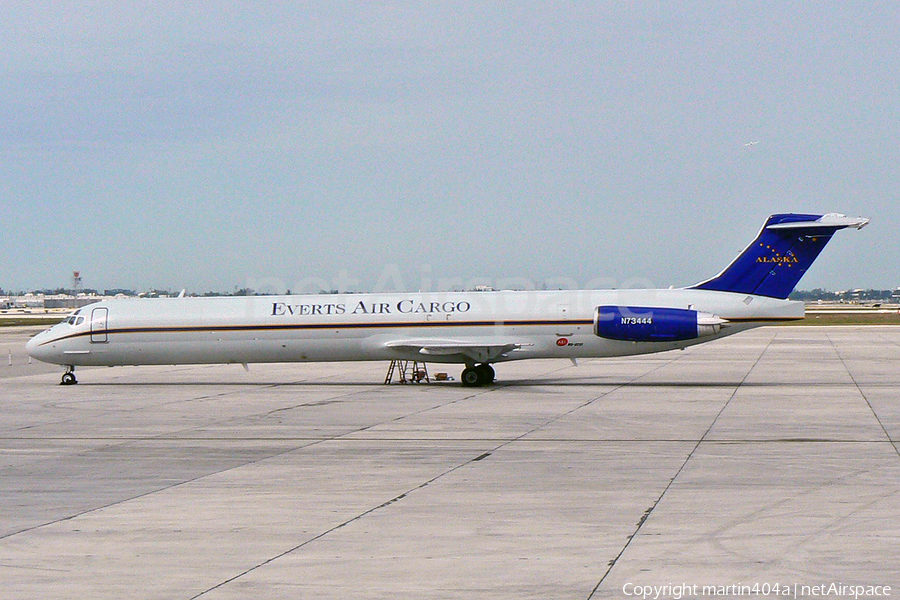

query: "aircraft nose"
left=26, top=329, right=57, bottom=364
left=25, top=333, right=39, bottom=357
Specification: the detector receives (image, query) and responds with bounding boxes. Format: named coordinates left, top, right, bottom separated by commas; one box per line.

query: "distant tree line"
left=789, top=288, right=899, bottom=302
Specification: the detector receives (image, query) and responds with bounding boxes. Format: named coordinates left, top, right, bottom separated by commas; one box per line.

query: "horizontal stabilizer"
left=766, top=214, right=869, bottom=230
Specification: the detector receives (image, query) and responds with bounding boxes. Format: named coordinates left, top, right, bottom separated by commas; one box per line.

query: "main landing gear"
left=461, top=363, right=495, bottom=387
left=60, top=367, right=77, bottom=386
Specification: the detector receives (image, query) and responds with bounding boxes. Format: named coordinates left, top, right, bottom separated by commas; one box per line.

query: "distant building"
left=15, top=294, right=45, bottom=308
left=43, top=298, right=102, bottom=309
left=2, top=293, right=107, bottom=310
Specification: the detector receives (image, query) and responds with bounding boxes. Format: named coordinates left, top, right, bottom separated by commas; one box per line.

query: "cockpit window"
left=63, top=310, right=86, bottom=326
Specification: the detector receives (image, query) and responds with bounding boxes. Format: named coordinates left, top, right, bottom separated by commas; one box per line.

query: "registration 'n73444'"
left=621, top=317, right=652, bottom=325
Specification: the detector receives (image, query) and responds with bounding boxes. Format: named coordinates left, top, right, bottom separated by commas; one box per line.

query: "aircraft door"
left=555, top=302, right=575, bottom=337
left=90, top=307, right=108, bottom=343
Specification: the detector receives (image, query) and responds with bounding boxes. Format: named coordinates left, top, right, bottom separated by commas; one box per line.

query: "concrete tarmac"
left=0, top=326, right=898, bottom=599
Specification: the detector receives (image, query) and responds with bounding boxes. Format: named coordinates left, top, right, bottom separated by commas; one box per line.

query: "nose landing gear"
left=461, top=363, right=495, bottom=387
left=60, top=368, right=77, bottom=386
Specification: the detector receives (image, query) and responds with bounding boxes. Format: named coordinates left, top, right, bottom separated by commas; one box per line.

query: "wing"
left=384, top=338, right=528, bottom=363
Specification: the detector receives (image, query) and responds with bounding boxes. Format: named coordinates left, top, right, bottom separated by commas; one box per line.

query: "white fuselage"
left=26, top=288, right=802, bottom=368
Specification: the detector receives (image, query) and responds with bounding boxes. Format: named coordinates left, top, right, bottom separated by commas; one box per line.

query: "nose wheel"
left=461, top=364, right=495, bottom=387
left=60, top=369, right=77, bottom=386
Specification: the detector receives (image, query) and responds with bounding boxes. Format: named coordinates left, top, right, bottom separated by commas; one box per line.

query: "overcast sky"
left=1, top=2, right=896, bottom=294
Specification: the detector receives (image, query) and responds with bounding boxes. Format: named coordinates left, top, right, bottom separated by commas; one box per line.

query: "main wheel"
left=61, top=372, right=77, bottom=386
left=461, top=367, right=481, bottom=387
left=475, top=364, right=495, bottom=383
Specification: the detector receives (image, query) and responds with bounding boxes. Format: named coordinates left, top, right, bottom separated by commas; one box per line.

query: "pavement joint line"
left=2, top=361, right=520, bottom=492
left=1, top=436, right=895, bottom=443
left=7, top=374, right=298, bottom=435
left=705, top=467, right=898, bottom=567
left=827, top=332, right=900, bottom=459
left=0, top=436, right=322, bottom=542
left=877, top=330, right=900, bottom=350
left=142, top=379, right=400, bottom=442
left=6, top=356, right=895, bottom=543
left=190, top=350, right=690, bottom=597
left=3, top=379, right=377, bottom=478
left=188, top=439, right=498, bottom=599
left=8, top=367, right=480, bottom=466
left=0, top=376, right=498, bottom=541
left=189, top=390, right=528, bottom=599
left=587, top=330, right=778, bottom=599
left=4, top=326, right=900, bottom=594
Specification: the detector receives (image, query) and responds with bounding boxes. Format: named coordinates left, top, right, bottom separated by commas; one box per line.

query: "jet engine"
left=594, top=305, right=725, bottom=342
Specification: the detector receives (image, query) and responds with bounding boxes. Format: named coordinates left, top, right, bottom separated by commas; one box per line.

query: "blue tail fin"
left=690, top=213, right=868, bottom=299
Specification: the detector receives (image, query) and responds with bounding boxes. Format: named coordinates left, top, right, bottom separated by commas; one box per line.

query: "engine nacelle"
left=594, top=306, right=724, bottom=342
